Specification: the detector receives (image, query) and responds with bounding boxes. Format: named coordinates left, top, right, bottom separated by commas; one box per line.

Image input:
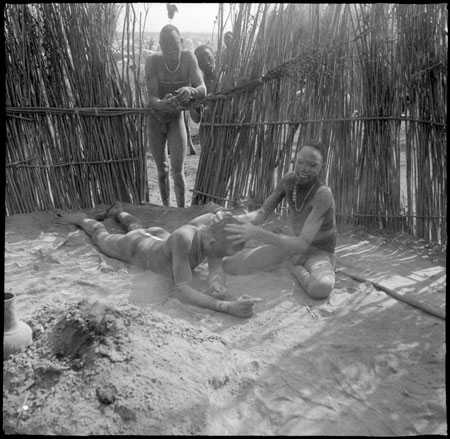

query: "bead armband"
left=216, top=301, right=228, bottom=313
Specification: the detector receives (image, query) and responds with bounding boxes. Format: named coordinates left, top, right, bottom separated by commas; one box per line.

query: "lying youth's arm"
left=170, top=231, right=231, bottom=312
left=170, top=231, right=254, bottom=317
left=207, top=255, right=226, bottom=294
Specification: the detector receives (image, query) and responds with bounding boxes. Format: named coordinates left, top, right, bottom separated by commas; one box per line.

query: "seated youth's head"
left=202, top=216, right=245, bottom=257
left=294, top=140, right=327, bottom=185
left=194, top=45, right=215, bottom=77
left=159, top=24, right=181, bottom=64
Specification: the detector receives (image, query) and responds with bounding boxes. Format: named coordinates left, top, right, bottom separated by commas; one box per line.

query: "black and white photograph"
left=4, top=3, right=447, bottom=435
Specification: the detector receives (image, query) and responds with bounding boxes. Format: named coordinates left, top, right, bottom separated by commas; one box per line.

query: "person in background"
left=221, top=31, right=234, bottom=71
left=145, top=25, right=206, bottom=207
left=219, top=140, right=337, bottom=300
left=190, top=44, right=216, bottom=124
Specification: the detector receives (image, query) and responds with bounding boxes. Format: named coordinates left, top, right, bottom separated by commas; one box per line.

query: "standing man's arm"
left=174, top=51, right=206, bottom=104
left=145, top=55, right=179, bottom=111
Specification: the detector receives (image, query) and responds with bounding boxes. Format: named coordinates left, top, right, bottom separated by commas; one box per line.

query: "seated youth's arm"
left=234, top=171, right=295, bottom=225
left=226, top=187, right=333, bottom=256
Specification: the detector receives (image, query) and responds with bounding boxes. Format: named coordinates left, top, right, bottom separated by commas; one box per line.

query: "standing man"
left=145, top=25, right=206, bottom=207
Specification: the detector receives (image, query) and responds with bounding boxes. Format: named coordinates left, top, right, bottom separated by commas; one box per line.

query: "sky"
left=117, top=3, right=223, bottom=34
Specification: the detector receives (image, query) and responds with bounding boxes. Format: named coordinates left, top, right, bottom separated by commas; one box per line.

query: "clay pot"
left=4, top=292, right=33, bottom=360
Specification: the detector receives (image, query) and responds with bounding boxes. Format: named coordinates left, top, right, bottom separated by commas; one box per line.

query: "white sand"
left=3, top=203, right=446, bottom=435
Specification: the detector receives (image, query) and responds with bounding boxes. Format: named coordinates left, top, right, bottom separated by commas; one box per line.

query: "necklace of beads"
left=291, top=182, right=316, bottom=212
left=164, top=59, right=180, bottom=74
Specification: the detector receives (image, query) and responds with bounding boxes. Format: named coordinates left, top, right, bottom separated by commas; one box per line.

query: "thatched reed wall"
left=193, top=3, right=447, bottom=244
left=5, top=4, right=148, bottom=215
left=5, top=4, right=447, bottom=245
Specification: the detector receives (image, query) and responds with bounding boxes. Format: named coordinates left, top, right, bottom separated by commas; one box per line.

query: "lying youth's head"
left=194, top=45, right=215, bottom=76
left=202, top=216, right=245, bottom=257
left=159, top=24, right=181, bottom=64
left=294, top=140, right=327, bottom=184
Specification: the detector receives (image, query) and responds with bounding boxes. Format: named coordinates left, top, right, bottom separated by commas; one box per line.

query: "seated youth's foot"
left=95, top=202, right=123, bottom=221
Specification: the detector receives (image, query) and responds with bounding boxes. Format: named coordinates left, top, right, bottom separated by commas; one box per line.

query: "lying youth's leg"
left=95, top=202, right=143, bottom=232
left=55, top=212, right=135, bottom=262
left=223, top=244, right=291, bottom=275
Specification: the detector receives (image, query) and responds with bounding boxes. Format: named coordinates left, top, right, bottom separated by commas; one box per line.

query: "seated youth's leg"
left=167, top=116, right=187, bottom=208
left=223, top=244, right=291, bottom=275
left=292, top=251, right=335, bottom=299
left=148, top=115, right=170, bottom=206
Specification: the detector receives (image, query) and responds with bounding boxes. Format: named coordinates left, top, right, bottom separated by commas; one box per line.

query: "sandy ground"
left=3, top=136, right=447, bottom=435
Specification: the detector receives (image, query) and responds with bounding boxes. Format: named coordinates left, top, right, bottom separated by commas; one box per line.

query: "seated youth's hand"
left=225, top=218, right=258, bottom=244
left=226, top=295, right=262, bottom=318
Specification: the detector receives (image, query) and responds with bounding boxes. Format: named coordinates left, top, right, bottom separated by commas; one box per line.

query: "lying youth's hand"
left=212, top=209, right=233, bottom=224
left=225, top=218, right=259, bottom=244
left=226, top=295, right=262, bottom=318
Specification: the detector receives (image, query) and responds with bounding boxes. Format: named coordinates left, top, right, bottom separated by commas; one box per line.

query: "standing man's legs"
left=148, top=115, right=170, bottom=206
left=167, top=115, right=187, bottom=208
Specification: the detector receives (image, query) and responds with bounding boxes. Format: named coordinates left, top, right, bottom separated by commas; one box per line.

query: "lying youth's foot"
left=95, top=202, right=124, bottom=221
left=53, top=212, right=88, bottom=226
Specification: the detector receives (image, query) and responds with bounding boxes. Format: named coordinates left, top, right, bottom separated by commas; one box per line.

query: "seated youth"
left=220, top=140, right=337, bottom=300
left=55, top=204, right=260, bottom=317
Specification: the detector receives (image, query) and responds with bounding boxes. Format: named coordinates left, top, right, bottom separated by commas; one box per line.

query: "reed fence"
left=4, top=4, right=447, bottom=245
left=5, top=3, right=148, bottom=214
left=192, top=3, right=447, bottom=244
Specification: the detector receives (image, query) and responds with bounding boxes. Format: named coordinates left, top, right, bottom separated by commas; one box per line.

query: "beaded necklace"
left=291, top=180, right=318, bottom=212
left=164, top=59, right=180, bottom=74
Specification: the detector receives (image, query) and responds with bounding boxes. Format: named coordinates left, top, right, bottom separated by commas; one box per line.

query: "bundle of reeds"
left=193, top=3, right=447, bottom=244
left=5, top=3, right=148, bottom=215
